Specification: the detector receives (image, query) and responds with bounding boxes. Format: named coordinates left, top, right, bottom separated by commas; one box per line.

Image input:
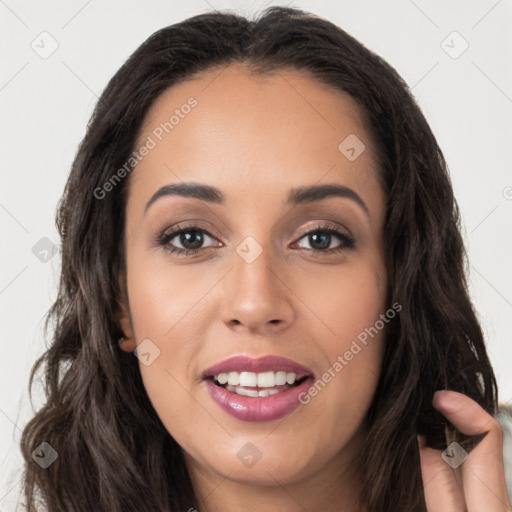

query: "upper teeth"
left=216, top=371, right=299, bottom=387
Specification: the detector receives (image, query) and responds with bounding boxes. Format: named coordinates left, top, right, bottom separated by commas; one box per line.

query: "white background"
left=1, top=0, right=511, bottom=507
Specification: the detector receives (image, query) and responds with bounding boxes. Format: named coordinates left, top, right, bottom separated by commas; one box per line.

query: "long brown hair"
left=20, top=6, right=498, bottom=511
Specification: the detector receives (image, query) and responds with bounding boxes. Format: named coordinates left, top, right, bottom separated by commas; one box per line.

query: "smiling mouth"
left=208, top=370, right=310, bottom=397
left=203, top=356, right=315, bottom=421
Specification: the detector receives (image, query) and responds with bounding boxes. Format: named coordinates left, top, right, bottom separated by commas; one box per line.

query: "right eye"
left=157, top=224, right=222, bottom=256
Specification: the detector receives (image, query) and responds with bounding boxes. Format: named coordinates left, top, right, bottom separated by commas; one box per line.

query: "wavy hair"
left=20, top=6, right=498, bottom=511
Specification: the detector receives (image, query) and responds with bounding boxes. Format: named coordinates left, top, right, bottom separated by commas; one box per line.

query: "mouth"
left=206, top=370, right=311, bottom=397
left=202, top=355, right=315, bottom=422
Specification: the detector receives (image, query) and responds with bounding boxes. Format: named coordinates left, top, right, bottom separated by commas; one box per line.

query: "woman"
left=20, top=6, right=510, bottom=511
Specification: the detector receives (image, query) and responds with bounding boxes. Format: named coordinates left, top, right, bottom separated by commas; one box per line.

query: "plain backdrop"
left=1, top=0, right=511, bottom=507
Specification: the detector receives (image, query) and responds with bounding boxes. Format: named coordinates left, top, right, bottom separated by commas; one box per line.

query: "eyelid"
left=292, top=220, right=353, bottom=242
left=159, top=220, right=222, bottom=239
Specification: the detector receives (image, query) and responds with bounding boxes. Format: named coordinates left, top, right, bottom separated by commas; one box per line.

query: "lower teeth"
left=224, top=383, right=289, bottom=397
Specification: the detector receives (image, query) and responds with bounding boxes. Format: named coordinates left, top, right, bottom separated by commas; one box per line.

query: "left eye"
left=294, top=228, right=354, bottom=252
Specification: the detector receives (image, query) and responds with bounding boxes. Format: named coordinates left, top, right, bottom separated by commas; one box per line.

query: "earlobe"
left=118, top=335, right=136, bottom=352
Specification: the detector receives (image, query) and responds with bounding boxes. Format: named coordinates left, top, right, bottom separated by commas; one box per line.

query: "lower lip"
left=204, top=378, right=313, bottom=422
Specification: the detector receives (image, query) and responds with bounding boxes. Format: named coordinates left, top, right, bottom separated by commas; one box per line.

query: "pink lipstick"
left=202, top=355, right=314, bottom=422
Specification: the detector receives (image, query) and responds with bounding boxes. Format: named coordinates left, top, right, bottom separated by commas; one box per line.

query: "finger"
left=418, top=434, right=467, bottom=511
left=433, top=390, right=511, bottom=512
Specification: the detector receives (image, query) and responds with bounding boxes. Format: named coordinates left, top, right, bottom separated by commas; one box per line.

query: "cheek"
left=296, top=262, right=387, bottom=426
left=126, top=247, right=210, bottom=339
left=297, top=261, right=387, bottom=351
left=124, top=247, right=226, bottom=421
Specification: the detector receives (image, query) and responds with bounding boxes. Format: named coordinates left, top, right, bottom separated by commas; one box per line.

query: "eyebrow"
left=144, top=182, right=369, bottom=217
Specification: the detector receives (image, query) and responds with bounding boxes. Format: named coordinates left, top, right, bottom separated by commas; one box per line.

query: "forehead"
left=128, top=63, right=381, bottom=214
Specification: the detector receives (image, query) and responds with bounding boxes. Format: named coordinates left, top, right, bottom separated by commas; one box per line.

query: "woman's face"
left=118, top=64, right=388, bottom=490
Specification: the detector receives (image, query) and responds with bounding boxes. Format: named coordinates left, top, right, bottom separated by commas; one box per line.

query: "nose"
left=220, top=242, right=294, bottom=335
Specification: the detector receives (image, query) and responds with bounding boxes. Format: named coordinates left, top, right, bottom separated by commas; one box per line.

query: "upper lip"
left=202, top=355, right=315, bottom=379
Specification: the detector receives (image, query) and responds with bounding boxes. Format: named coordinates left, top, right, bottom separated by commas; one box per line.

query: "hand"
left=418, top=390, right=511, bottom=511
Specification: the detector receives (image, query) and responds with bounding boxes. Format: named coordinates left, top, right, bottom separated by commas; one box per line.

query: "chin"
left=184, top=433, right=331, bottom=486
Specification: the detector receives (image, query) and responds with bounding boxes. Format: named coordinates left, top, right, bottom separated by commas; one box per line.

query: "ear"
left=117, top=277, right=136, bottom=353
left=117, top=300, right=136, bottom=352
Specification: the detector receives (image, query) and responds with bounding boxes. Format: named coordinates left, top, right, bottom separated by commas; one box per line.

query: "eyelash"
left=156, top=221, right=356, bottom=257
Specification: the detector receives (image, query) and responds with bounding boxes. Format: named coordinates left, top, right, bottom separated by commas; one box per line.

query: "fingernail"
left=433, top=389, right=459, bottom=408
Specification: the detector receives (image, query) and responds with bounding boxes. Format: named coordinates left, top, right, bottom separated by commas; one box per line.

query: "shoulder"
left=496, top=403, right=512, bottom=502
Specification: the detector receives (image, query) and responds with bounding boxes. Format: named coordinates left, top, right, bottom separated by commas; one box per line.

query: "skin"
left=420, top=391, right=510, bottom=511
left=117, top=64, right=510, bottom=511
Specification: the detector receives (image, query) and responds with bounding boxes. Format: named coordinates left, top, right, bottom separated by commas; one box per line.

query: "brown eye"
left=174, top=230, right=206, bottom=250
left=157, top=225, right=221, bottom=256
